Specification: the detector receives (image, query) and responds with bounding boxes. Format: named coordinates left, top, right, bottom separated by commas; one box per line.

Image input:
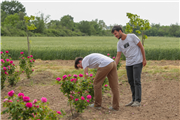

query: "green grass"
left=1, top=36, right=180, bottom=60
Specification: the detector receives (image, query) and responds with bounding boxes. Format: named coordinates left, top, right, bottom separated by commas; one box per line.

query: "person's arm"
left=84, top=67, right=88, bottom=79
left=115, top=52, right=121, bottom=66
left=137, top=41, right=146, bottom=67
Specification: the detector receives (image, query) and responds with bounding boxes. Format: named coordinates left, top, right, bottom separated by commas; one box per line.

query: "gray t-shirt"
left=117, top=34, right=143, bottom=66
left=82, top=53, right=114, bottom=69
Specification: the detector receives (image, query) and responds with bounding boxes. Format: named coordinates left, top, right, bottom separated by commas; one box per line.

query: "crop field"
left=1, top=36, right=180, bottom=60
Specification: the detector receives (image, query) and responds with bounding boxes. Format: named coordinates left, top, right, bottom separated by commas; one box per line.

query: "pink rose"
left=32, top=59, right=35, bottom=62
left=81, top=96, right=85, bottom=100
left=8, top=90, right=14, bottom=97
left=17, top=100, right=19, bottom=102
left=32, top=69, right=34, bottom=71
left=26, top=102, right=32, bottom=108
left=105, top=84, right=108, bottom=87
left=30, top=55, right=33, bottom=58
left=33, top=99, right=37, bottom=104
left=90, top=74, right=93, bottom=77
left=3, top=98, right=8, bottom=102
left=18, top=93, right=24, bottom=98
left=34, top=105, right=39, bottom=108
left=3, top=67, right=7, bottom=71
left=27, top=56, right=30, bottom=58
left=73, top=74, right=78, bottom=78
left=87, top=100, right=90, bottom=102
left=6, top=59, right=9, bottom=62
left=56, top=77, right=61, bottom=81
left=107, top=53, right=110, bottom=56
left=10, top=61, right=13, bottom=64
left=68, top=74, right=71, bottom=77
left=1, top=51, right=3, bottom=54
left=112, top=56, right=115, bottom=59
left=75, top=98, right=79, bottom=101
left=41, top=97, right=47, bottom=103
left=20, top=52, right=24, bottom=54
left=30, top=60, right=32, bottom=62
left=8, top=100, right=13, bottom=102
left=12, top=64, right=15, bottom=66
left=5, top=51, right=9, bottom=53
left=62, top=75, right=67, bottom=79
left=79, top=74, right=83, bottom=77
left=5, top=71, right=8, bottom=75
left=7, top=66, right=10, bottom=70
left=87, top=95, right=92, bottom=99
left=86, top=73, right=88, bottom=76
left=23, top=96, right=30, bottom=102
left=57, top=111, right=61, bottom=114
left=1, top=59, right=4, bottom=63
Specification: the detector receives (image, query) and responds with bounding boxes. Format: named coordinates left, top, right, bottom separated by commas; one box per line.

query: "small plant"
left=19, top=52, right=35, bottom=79
left=2, top=90, right=65, bottom=120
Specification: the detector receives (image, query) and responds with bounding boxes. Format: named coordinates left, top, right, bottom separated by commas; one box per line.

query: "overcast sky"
left=2, top=0, right=180, bottom=26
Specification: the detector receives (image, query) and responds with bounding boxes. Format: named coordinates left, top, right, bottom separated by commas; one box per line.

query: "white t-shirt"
left=117, top=34, right=143, bottom=66
left=82, top=53, right=114, bottom=69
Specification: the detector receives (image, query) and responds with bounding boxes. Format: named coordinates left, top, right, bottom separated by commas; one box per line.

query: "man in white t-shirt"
left=111, top=25, right=146, bottom=107
left=75, top=53, right=120, bottom=111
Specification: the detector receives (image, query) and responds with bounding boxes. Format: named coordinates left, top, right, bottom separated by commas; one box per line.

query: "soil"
left=1, top=60, right=180, bottom=120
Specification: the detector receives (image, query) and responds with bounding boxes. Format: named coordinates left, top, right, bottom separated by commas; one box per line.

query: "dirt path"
left=1, top=60, right=180, bottom=120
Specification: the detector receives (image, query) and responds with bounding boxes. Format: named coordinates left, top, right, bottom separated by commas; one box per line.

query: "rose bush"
left=2, top=90, right=65, bottom=120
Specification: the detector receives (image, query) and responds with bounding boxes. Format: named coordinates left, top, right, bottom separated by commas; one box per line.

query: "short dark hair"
left=74, top=57, right=83, bottom=69
left=111, top=25, right=123, bottom=33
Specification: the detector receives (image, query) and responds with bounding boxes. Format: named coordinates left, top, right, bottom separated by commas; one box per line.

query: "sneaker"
left=125, top=101, right=134, bottom=106
left=131, top=101, right=141, bottom=107
left=89, top=103, right=101, bottom=109
left=109, top=106, right=118, bottom=111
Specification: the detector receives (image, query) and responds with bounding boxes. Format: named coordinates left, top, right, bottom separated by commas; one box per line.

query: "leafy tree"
left=60, top=15, right=74, bottom=31
left=24, top=15, right=37, bottom=56
left=3, top=13, right=19, bottom=27
left=125, top=13, right=151, bottom=46
left=1, top=0, right=25, bottom=15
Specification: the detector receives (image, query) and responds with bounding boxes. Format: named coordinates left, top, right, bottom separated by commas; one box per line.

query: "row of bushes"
left=1, top=48, right=179, bottom=60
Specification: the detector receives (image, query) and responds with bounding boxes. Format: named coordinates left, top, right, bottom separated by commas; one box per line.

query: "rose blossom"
left=62, top=75, right=67, bottom=79
left=68, top=74, right=71, bottom=77
left=56, top=77, right=61, bottom=81
left=30, top=55, right=33, bottom=57
left=20, top=52, right=24, bottom=54
left=81, top=96, right=85, bottom=100
left=1, top=51, right=3, bottom=54
left=8, top=100, right=13, bottom=102
left=18, top=93, right=24, bottom=98
left=3, top=98, right=8, bottom=102
left=112, top=56, right=115, bottom=59
left=87, top=95, right=92, bottom=99
left=26, top=102, right=33, bottom=108
left=90, top=74, right=93, bottom=77
left=27, top=56, right=30, bottom=58
left=87, top=100, right=90, bottom=102
left=6, top=59, right=10, bottom=62
left=79, top=74, right=83, bottom=77
left=33, top=99, right=37, bottom=104
left=10, top=61, right=13, bottom=64
left=32, top=69, right=34, bottom=71
left=1, top=59, right=4, bottom=63
left=73, top=74, right=78, bottom=78
left=105, top=84, right=108, bottom=87
left=5, top=51, right=9, bottom=53
left=3, top=67, right=7, bottom=71
left=75, top=98, right=79, bottom=101
left=41, top=97, right=47, bottom=103
left=5, top=71, right=8, bottom=75
left=107, top=53, right=110, bottom=56
left=57, top=111, right=61, bottom=114
left=23, top=96, right=30, bottom=102
left=22, top=57, right=24, bottom=59
left=30, top=60, right=32, bottom=62
left=8, top=90, right=14, bottom=97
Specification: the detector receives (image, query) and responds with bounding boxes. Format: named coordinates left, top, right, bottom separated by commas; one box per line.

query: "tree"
left=125, top=13, right=151, bottom=46
left=3, top=13, right=20, bottom=27
left=24, top=15, right=37, bottom=56
left=60, top=15, right=74, bottom=31
left=1, top=0, right=26, bottom=15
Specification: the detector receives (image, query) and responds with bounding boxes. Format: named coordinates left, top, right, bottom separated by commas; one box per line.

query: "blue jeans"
left=126, top=62, right=143, bottom=102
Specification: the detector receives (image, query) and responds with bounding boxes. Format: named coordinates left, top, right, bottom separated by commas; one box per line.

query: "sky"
left=2, top=0, right=180, bottom=26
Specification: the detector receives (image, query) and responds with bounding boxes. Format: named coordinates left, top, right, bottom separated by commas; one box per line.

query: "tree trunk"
left=26, top=28, right=30, bottom=56
left=142, top=31, right=144, bottom=46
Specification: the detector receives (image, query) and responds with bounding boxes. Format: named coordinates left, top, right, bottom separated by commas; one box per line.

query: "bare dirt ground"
left=1, top=60, right=180, bottom=120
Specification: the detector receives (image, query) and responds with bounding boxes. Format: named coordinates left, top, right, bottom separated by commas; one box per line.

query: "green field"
left=1, top=36, right=180, bottom=60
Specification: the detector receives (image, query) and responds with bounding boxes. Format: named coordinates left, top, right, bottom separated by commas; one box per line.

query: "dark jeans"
left=126, top=62, right=143, bottom=102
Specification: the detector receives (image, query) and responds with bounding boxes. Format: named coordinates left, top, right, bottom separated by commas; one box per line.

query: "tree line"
left=1, top=0, right=180, bottom=37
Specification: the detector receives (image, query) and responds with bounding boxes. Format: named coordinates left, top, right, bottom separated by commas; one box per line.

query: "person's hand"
left=143, top=59, right=146, bottom=67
